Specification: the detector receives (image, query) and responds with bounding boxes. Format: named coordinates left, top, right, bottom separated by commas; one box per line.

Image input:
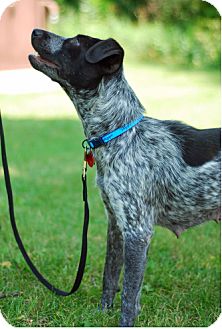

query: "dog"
left=29, top=29, right=221, bottom=327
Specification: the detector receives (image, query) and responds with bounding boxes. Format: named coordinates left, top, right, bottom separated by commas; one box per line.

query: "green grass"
left=0, top=64, right=220, bottom=326
left=1, top=64, right=220, bottom=127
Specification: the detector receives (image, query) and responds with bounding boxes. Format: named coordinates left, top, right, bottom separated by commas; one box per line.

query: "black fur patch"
left=165, top=121, right=221, bottom=167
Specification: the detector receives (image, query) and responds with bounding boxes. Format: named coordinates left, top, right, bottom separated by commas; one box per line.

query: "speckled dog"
left=29, top=29, right=221, bottom=327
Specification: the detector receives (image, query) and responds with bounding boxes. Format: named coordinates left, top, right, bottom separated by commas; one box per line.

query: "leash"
left=0, top=112, right=89, bottom=296
left=0, top=111, right=144, bottom=295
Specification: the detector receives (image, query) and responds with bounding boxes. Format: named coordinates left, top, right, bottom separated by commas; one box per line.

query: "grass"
left=0, top=64, right=220, bottom=327
left=1, top=63, right=220, bottom=127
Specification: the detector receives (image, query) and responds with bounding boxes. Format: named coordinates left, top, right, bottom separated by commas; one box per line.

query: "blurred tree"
left=53, top=0, right=220, bottom=69
left=106, top=0, right=220, bottom=22
left=54, top=0, right=220, bottom=22
left=55, top=0, right=80, bottom=10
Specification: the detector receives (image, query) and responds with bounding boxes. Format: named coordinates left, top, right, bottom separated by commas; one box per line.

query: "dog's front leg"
left=101, top=195, right=124, bottom=310
left=120, top=227, right=152, bottom=327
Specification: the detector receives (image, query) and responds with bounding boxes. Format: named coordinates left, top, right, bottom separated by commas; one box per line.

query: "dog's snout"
left=32, top=29, right=44, bottom=39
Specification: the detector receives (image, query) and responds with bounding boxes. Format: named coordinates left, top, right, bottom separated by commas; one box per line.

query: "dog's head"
left=29, top=29, right=124, bottom=90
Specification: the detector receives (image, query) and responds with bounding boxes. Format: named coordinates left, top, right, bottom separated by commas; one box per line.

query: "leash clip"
left=82, top=148, right=88, bottom=179
left=82, top=139, right=95, bottom=169
left=82, top=139, right=90, bottom=150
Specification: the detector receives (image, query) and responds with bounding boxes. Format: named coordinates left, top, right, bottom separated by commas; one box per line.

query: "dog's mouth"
left=29, top=52, right=59, bottom=69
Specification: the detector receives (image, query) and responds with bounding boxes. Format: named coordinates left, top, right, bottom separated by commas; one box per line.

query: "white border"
left=0, top=0, right=221, bottom=328
left=0, top=0, right=18, bottom=19
left=204, top=0, right=222, bottom=14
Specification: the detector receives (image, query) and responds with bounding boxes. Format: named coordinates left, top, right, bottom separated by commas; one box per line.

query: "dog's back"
left=165, top=121, right=221, bottom=166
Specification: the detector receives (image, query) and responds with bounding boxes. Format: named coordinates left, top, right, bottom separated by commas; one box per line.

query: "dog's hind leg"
left=101, top=197, right=124, bottom=310
left=120, top=226, right=153, bottom=327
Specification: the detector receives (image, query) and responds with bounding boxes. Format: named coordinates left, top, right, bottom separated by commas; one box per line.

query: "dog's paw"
left=100, top=286, right=121, bottom=311
left=98, top=303, right=113, bottom=313
left=99, top=298, right=114, bottom=312
left=119, top=317, right=135, bottom=327
left=99, top=292, right=115, bottom=311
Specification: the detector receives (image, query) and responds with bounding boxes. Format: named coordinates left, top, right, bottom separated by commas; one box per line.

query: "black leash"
left=0, top=112, right=89, bottom=296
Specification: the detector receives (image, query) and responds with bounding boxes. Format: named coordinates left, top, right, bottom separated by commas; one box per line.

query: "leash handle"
left=0, top=112, right=89, bottom=296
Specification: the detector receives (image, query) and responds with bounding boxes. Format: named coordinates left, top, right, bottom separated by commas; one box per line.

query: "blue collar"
left=84, top=115, right=144, bottom=149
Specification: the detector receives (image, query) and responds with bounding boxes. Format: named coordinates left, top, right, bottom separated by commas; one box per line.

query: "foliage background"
left=53, top=0, right=220, bottom=68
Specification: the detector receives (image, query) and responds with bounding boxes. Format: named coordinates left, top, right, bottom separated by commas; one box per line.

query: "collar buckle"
left=88, top=137, right=105, bottom=149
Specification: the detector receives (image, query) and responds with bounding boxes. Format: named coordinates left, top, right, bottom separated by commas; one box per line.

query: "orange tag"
left=85, top=150, right=95, bottom=167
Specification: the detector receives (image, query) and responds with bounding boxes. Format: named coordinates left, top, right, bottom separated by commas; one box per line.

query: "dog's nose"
left=32, top=29, right=44, bottom=38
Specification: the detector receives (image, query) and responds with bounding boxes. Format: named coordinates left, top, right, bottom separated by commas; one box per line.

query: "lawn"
left=0, top=64, right=220, bottom=327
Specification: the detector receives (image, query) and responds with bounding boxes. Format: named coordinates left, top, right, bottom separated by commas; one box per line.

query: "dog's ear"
left=85, top=38, right=124, bottom=74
